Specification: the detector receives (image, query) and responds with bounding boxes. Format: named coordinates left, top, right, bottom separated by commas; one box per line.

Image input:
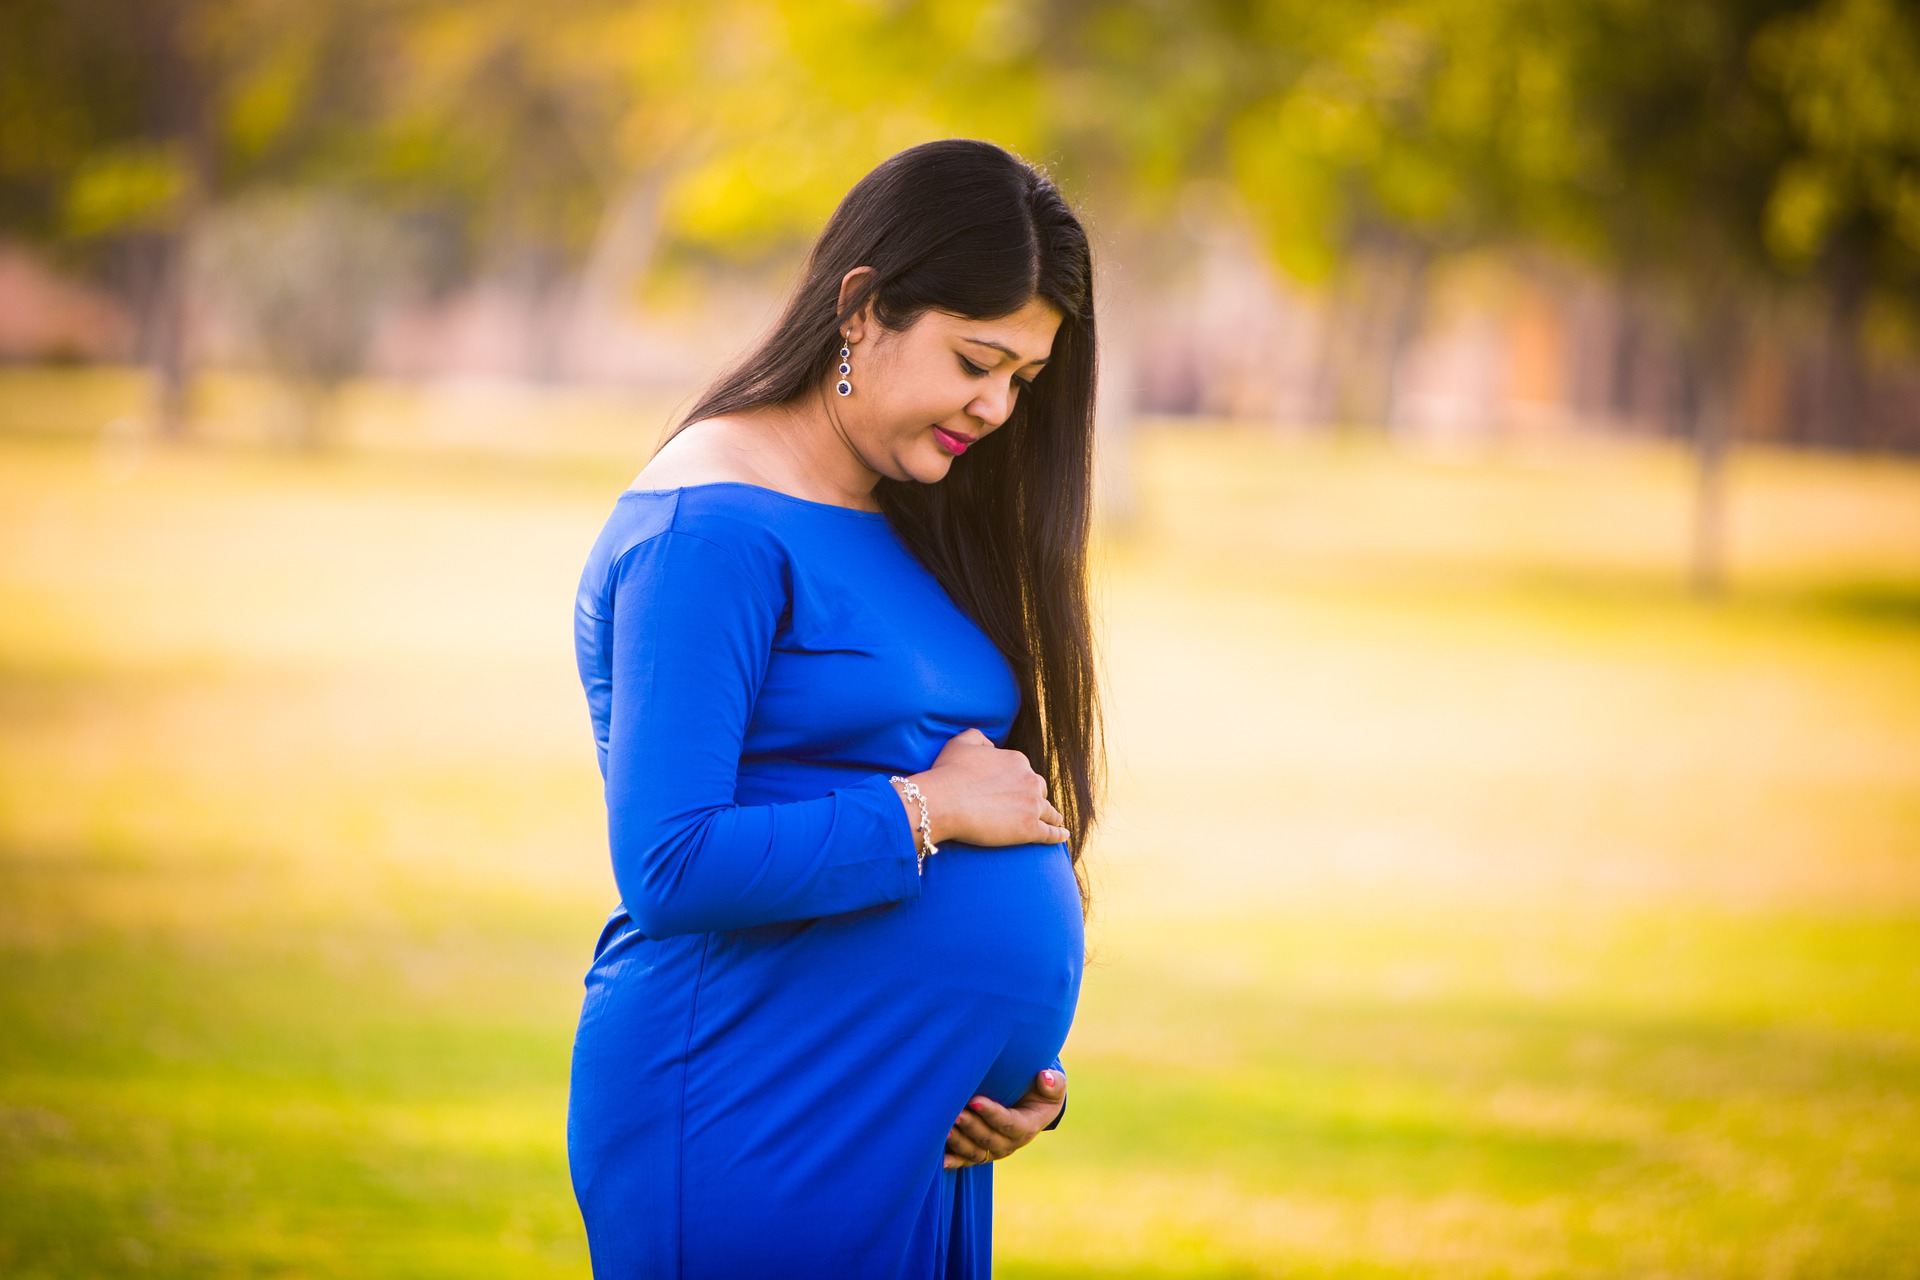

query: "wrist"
left=904, top=771, right=949, bottom=845
left=888, top=775, right=914, bottom=840
left=887, top=775, right=940, bottom=855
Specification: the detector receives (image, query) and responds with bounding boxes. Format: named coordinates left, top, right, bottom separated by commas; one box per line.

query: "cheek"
left=889, top=379, right=968, bottom=426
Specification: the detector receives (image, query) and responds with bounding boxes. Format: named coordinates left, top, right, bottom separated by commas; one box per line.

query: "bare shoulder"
left=630, top=415, right=775, bottom=491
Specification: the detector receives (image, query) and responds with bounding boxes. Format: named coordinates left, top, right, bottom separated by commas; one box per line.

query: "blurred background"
left=2, top=0, right=1918, bottom=1275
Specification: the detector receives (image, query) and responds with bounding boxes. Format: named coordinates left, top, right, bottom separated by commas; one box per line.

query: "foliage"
left=2, top=0, right=1917, bottom=439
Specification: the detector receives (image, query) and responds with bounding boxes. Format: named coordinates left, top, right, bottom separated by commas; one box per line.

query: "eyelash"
left=960, top=357, right=1036, bottom=390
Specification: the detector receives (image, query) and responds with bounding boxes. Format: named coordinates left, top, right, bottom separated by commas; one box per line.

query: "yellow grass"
left=2, top=367, right=1917, bottom=1277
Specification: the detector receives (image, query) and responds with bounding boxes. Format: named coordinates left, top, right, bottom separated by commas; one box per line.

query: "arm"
left=605, top=529, right=923, bottom=938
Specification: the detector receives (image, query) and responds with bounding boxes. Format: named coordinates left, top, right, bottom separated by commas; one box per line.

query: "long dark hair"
left=666, top=138, right=1104, bottom=919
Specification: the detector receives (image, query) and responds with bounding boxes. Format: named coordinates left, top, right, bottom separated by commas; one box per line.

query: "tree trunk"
left=288, top=378, right=337, bottom=453
left=574, top=168, right=671, bottom=312
left=1690, top=368, right=1730, bottom=598
left=1686, top=293, right=1745, bottom=599
left=1321, top=228, right=1432, bottom=435
left=141, top=0, right=213, bottom=442
left=514, top=243, right=577, bottom=384
left=1813, top=242, right=1870, bottom=450
left=147, top=227, right=194, bottom=440
left=1085, top=203, right=1171, bottom=541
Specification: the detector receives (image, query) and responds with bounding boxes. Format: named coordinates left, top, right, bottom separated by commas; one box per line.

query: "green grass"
left=2, top=367, right=1918, bottom=1276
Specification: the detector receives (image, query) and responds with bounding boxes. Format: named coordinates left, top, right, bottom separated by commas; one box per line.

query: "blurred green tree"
left=3, top=0, right=1914, bottom=503
left=1504, top=0, right=1919, bottom=592
left=1751, top=0, right=1920, bottom=449
left=0, top=0, right=399, bottom=438
left=1216, top=0, right=1919, bottom=593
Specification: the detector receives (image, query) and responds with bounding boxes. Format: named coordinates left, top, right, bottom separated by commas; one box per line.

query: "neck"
left=756, top=386, right=884, bottom=509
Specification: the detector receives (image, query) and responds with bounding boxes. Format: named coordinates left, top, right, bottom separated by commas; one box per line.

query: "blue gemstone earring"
left=836, top=332, right=853, bottom=397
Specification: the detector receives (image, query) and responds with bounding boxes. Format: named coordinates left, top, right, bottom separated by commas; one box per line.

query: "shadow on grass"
left=0, top=867, right=589, bottom=1278
left=8, top=847, right=1920, bottom=1275
left=1789, top=579, right=1920, bottom=628
left=1500, top=562, right=1920, bottom=626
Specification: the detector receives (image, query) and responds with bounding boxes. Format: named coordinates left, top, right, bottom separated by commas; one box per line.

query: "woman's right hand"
left=904, top=728, right=1069, bottom=849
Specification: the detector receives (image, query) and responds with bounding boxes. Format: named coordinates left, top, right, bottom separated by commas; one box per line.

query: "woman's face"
left=840, top=291, right=1064, bottom=485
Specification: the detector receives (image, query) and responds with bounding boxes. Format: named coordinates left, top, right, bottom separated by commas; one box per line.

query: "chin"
left=902, top=448, right=956, bottom=485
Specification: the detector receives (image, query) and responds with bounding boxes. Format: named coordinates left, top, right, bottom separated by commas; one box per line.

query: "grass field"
left=2, top=366, right=1917, bottom=1277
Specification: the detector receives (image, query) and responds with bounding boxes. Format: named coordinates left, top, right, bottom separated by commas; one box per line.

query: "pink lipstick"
left=933, top=426, right=974, bottom=455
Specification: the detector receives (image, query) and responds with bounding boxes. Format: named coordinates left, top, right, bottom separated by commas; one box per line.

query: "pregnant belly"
left=666, top=840, right=1081, bottom=1268
left=883, top=837, right=1084, bottom=1102
left=689, top=838, right=1084, bottom=1118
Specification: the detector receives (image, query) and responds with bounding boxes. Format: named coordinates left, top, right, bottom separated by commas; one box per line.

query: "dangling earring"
left=836, top=332, right=853, bottom=397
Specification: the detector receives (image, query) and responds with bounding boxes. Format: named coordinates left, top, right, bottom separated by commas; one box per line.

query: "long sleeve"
left=604, top=528, right=923, bottom=938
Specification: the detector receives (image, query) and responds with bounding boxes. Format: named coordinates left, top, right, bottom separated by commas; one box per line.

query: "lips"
left=933, top=426, right=975, bottom=455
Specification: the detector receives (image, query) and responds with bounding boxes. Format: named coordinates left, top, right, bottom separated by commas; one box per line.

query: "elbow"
left=609, top=815, right=715, bottom=940
left=623, top=897, right=697, bottom=940
left=613, top=850, right=701, bottom=939
left=617, top=868, right=706, bottom=939
left=623, top=866, right=714, bottom=939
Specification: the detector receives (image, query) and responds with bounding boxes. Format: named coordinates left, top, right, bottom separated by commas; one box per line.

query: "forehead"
left=921, top=299, right=1062, bottom=361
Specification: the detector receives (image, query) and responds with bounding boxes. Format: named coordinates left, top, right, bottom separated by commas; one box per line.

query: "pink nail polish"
left=968, top=1100, right=985, bottom=1112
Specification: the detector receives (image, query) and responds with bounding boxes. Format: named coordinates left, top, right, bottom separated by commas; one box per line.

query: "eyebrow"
left=962, top=336, right=1050, bottom=367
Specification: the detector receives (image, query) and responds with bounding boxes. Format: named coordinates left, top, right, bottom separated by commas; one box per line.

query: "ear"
left=837, top=265, right=878, bottom=343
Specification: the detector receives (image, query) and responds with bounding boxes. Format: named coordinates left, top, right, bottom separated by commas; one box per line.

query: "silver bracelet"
left=889, top=775, right=939, bottom=873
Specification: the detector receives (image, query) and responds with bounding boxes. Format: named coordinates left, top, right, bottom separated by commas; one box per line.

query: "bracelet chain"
left=889, top=775, right=939, bottom=873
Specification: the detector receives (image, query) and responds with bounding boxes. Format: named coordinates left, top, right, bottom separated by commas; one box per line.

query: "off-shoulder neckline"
left=620, top=480, right=890, bottom=520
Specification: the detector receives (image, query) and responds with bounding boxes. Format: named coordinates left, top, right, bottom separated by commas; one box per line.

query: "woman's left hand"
left=943, top=1068, right=1066, bottom=1170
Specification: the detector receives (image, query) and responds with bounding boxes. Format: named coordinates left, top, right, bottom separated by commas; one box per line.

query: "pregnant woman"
left=567, top=138, right=1104, bottom=1278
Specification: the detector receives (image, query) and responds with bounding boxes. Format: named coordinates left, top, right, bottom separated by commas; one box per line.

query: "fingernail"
left=968, top=1100, right=986, bottom=1112
left=1041, top=1070, right=1059, bottom=1088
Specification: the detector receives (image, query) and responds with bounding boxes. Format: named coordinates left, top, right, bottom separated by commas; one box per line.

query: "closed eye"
left=960, top=356, right=1036, bottom=390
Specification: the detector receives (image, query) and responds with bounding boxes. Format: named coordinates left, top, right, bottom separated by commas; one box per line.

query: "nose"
left=969, top=378, right=1017, bottom=429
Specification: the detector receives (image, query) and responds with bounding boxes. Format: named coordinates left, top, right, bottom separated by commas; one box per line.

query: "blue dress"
left=567, top=481, right=1085, bottom=1278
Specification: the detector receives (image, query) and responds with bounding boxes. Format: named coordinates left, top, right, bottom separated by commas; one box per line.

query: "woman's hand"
left=908, top=728, right=1068, bottom=849
left=942, top=1067, right=1067, bottom=1170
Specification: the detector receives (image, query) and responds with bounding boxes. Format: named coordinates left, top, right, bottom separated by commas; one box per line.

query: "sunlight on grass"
left=2, top=368, right=1917, bottom=1277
